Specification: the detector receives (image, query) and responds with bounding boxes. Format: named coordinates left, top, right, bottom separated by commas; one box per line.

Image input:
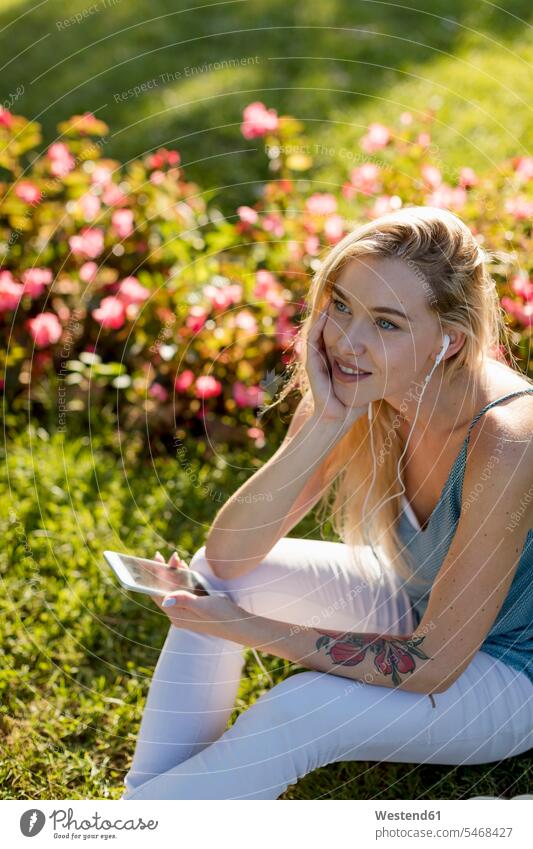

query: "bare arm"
left=229, top=615, right=438, bottom=697
left=205, top=398, right=348, bottom=579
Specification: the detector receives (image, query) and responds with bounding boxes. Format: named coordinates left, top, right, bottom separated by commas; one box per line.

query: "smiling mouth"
left=333, top=357, right=372, bottom=376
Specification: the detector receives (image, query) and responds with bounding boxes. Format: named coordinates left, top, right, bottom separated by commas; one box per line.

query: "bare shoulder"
left=467, top=363, right=533, bottom=471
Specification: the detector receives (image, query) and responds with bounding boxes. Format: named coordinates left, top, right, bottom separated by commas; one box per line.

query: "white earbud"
left=434, top=333, right=451, bottom=366
left=423, top=334, right=451, bottom=385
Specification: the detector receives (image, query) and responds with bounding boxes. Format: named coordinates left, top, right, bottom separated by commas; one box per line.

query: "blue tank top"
left=397, top=388, right=533, bottom=685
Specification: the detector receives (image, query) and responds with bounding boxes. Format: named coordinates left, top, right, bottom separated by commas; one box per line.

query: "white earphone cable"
left=361, top=335, right=451, bottom=621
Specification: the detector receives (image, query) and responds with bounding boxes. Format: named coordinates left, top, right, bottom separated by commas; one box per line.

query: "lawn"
left=1, top=425, right=531, bottom=799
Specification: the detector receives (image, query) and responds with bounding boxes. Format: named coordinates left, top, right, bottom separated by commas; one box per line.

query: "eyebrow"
left=330, top=283, right=411, bottom=321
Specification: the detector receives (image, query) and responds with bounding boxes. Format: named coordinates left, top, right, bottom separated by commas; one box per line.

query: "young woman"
left=122, top=206, right=533, bottom=800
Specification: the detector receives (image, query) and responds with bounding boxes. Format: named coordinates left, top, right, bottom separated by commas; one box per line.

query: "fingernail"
left=162, top=598, right=176, bottom=608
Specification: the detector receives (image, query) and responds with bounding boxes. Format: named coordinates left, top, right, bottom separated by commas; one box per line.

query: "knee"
left=189, top=545, right=223, bottom=586
left=257, top=671, right=325, bottom=728
left=188, top=545, right=252, bottom=606
left=189, top=545, right=213, bottom=577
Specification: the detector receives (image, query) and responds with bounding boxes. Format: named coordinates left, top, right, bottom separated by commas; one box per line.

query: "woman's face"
left=321, top=254, right=444, bottom=408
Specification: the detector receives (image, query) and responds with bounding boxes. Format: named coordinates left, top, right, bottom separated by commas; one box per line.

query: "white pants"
left=122, top=537, right=533, bottom=800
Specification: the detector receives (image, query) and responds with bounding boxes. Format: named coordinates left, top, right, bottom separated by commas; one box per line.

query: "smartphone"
left=104, top=550, right=275, bottom=687
left=103, top=550, right=228, bottom=598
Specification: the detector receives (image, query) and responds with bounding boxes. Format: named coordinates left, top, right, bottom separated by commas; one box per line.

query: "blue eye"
left=332, top=299, right=398, bottom=330
left=332, top=298, right=349, bottom=314
left=376, top=317, right=398, bottom=331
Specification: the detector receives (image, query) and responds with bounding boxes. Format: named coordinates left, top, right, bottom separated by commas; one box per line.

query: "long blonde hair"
left=266, top=205, right=529, bottom=586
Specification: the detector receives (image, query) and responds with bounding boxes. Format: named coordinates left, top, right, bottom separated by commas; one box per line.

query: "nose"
left=328, top=322, right=368, bottom=358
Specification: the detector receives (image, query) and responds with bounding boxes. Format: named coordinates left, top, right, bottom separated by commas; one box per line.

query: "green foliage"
left=1, top=104, right=532, bottom=455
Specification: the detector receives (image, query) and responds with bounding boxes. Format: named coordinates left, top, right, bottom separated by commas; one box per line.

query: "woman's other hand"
left=154, top=550, right=188, bottom=570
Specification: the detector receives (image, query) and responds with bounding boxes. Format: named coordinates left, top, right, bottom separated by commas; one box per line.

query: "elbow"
left=203, top=547, right=259, bottom=580
left=402, top=667, right=457, bottom=696
left=203, top=547, right=226, bottom=579
left=426, top=669, right=458, bottom=695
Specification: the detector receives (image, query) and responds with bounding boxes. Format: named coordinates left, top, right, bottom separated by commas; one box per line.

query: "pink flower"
left=254, top=270, right=278, bottom=296
left=91, top=165, right=113, bottom=187
left=15, top=181, right=42, bottom=205
left=26, top=312, right=62, bottom=347
left=194, top=375, right=222, bottom=399
left=417, top=132, right=431, bottom=147
left=149, top=170, right=165, bottom=186
left=501, top=296, right=533, bottom=327
left=305, top=234, right=321, bottom=255
left=79, top=262, right=98, bottom=283
left=237, top=205, right=259, bottom=226
left=305, top=193, right=337, bottom=216
left=80, top=192, right=101, bottom=221
left=421, top=164, right=442, bottom=189
left=426, top=185, right=466, bottom=211
left=253, top=270, right=285, bottom=308
left=360, top=123, right=390, bottom=153
left=112, top=209, right=134, bottom=239
left=324, top=214, right=344, bottom=244
left=505, top=197, right=533, bottom=220
left=511, top=272, right=533, bottom=301
left=349, top=163, right=382, bottom=196
left=185, top=305, right=208, bottom=332
left=103, top=182, right=127, bottom=206
left=148, top=383, right=169, bottom=402
left=241, top=101, right=279, bottom=139
left=204, top=283, right=242, bottom=311
left=400, top=112, right=413, bottom=125
left=262, top=213, right=284, bottom=237
left=69, top=227, right=105, bottom=259
left=174, top=369, right=195, bottom=392
left=275, top=310, right=298, bottom=346
left=234, top=309, right=258, bottom=334
left=514, top=157, right=533, bottom=181
left=47, top=142, right=75, bottom=177
left=247, top=426, right=266, bottom=448
left=117, top=276, right=150, bottom=306
left=369, top=195, right=403, bottom=217
left=21, top=268, right=53, bottom=298
left=233, top=381, right=265, bottom=408
left=92, top=296, right=126, bottom=329
left=148, top=148, right=181, bottom=169
left=459, top=167, right=477, bottom=188
left=0, top=108, right=13, bottom=128
left=0, top=270, right=23, bottom=312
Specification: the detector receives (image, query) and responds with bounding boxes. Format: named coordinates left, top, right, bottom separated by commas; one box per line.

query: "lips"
left=334, top=357, right=371, bottom=375
left=332, top=359, right=372, bottom=383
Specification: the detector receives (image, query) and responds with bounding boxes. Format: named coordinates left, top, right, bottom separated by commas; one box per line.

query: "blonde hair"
left=265, top=205, right=530, bottom=588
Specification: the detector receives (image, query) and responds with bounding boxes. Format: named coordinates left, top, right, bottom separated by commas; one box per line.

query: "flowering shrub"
left=0, top=103, right=531, bottom=449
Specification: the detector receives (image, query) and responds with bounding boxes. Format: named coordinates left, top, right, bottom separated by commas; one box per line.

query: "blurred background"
left=0, top=0, right=532, bottom=800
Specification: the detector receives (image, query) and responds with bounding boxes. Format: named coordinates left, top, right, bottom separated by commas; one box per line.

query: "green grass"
left=1, top=1, right=532, bottom=212
left=0, top=423, right=530, bottom=799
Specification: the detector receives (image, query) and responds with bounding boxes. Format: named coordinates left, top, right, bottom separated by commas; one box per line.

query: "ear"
left=443, top=329, right=466, bottom=360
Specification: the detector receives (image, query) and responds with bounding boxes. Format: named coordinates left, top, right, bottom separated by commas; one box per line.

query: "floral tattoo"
left=314, top=628, right=430, bottom=687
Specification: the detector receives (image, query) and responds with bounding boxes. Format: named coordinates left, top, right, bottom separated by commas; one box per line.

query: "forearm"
left=205, top=416, right=346, bottom=575
left=238, top=614, right=440, bottom=698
